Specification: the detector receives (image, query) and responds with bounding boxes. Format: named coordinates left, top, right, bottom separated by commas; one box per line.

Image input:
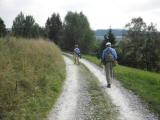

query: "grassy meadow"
left=0, top=37, right=66, bottom=120
left=84, top=55, right=160, bottom=116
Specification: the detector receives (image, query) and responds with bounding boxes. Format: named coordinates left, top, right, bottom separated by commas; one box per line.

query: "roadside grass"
left=84, top=54, right=160, bottom=117
left=83, top=54, right=101, bottom=65
left=0, top=37, right=66, bottom=120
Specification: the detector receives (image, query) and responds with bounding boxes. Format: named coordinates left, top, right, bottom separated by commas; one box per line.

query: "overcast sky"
left=0, top=0, right=160, bottom=30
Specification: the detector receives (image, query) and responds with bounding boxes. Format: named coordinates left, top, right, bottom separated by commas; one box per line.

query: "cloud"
left=0, top=0, right=160, bottom=30
left=125, top=0, right=160, bottom=13
left=0, top=0, right=33, bottom=27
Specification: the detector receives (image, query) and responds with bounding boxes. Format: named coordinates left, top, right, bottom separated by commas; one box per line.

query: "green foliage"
left=0, top=17, right=6, bottom=37
left=63, top=11, right=96, bottom=53
left=12, top=12, right=43, bottom=38
left=12, top=12, right=25, bottom=37
left=11, top=11, right=96, bottom=53
left=98, top=28, right=116, bottom=59
left=45, top=13, right=63, bottom=44
left=105, top=28, right=116, bottom=45
left=23, top=15, right=35, bottom=38
left=98, top=39, right=108, bottom=59
left=83, top=54, right=160, bottom=117
left=119, top=17, right=160, bottom=72
left=0, top=37, right=65, bottom=120
left=90, top=39, right=101, bottom=57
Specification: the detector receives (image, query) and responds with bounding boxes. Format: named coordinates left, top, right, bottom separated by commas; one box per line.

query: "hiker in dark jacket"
left=101, top=42, right=117, bottom=88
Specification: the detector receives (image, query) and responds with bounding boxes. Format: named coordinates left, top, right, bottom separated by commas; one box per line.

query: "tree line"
left=98, top=17, right=160, bottom=72
left=0, top=13, right=160, bottom=72
left=118, top=17, right=160, bottom=72
left=0, top=11, right=96, bottom=53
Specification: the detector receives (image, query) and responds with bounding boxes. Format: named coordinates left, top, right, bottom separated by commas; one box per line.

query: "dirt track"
left=47, top=55, right=158, bottom=120
left=80, top=58, right=158, bottom=120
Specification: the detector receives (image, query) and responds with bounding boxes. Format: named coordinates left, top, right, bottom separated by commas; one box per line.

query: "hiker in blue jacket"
left=74, top=44, right=81, bottom=65
left=101, top=42, right=117, bottom=88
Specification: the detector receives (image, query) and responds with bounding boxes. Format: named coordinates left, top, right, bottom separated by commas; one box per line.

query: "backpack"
left=105, top=49, right=118, bottom=66
left=74, top=48, right=81, bottom=58
left=74, top=48, right=80, bottom=54
left=105, top=49, right=114, bottom=62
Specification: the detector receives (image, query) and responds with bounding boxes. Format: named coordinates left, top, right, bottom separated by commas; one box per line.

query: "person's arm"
left=112, top=49, right=117, bottom=60
left=102, top=49, right=107, bottom=61
left=78, top=48, right=81, bottom=58
left=78, top=48, right=80, bottom=54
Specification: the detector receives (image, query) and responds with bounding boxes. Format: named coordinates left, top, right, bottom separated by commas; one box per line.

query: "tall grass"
left=84, top=55, right=160, bottom=117
left=0, top=37, right=66, bottom=120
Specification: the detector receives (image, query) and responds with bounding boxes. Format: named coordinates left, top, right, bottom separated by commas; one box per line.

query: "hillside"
left=0, top=37, right=66, bottom=120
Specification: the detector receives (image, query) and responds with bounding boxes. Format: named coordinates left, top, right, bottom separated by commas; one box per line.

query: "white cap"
left=106, top=42, right=111, bottom=46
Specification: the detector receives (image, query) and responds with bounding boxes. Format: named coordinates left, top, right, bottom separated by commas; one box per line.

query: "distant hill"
left=95, top=29, right=127, bottom=40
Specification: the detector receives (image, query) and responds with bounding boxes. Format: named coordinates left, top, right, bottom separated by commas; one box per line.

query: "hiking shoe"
left=107, top=84, right=111, bottom=88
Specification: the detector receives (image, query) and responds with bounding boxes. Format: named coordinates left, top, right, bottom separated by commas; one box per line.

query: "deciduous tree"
left=12, top=12, right=43, bottom=38
left=119, top=17, right=160, bottom=71
left=45, top=13, right=62, bottom=44
left=12, top=12, right=25, bottom=37
left=63, top=11, right=95, bottom=53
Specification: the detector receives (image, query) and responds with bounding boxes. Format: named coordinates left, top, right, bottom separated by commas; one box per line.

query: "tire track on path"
left=47, top=56, right=78, bottom=120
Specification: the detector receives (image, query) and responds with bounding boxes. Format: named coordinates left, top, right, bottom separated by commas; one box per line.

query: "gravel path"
left=80, top=58, right=158, bottom=120
left=47, top=57, right=78, bottom=120
left=47, top=54, right=158, bottom=120
left=47, top=56, right=115, bottom=120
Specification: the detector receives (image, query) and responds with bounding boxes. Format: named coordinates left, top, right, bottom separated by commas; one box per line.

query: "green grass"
left=0, top=37, right=66, bottom=120
left=84, top=54, right=160, bottom=117
left=84, top=55, right=101, bottom=65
